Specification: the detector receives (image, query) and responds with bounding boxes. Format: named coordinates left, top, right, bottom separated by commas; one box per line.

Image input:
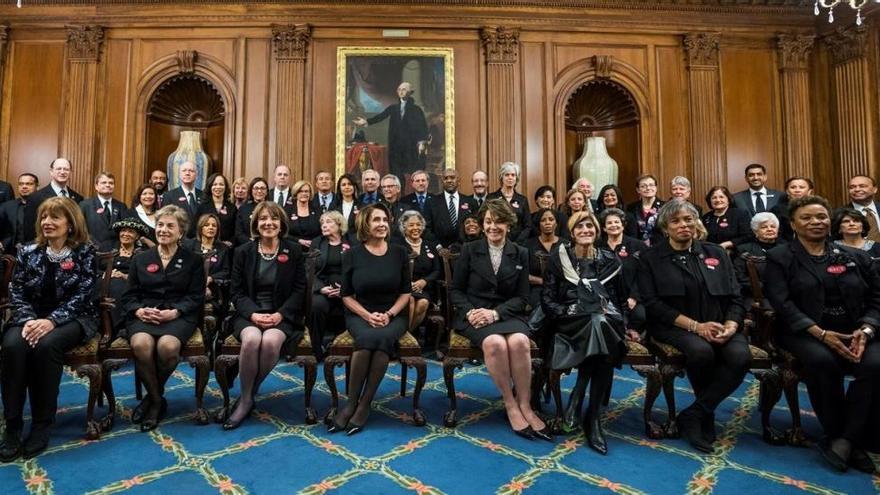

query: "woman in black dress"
left=334, top=173, right=361, bottom=232
left=522, top=208, right=561, bottom=309
left=487, top=162, right=530, bottom=241
left=122, top=205, right=206, bottom=431
left=449, top=214, right=483, bottom=253
left=732, top=212, right=783, bottom=309
left=450, top=199, right=551, bottom=441
left=197, top=172, right=237, bottom=245
left=527, top=185, right=568, bottom=242
left=107, top=219, right=150, bottom=334
left=638, top=200, right=748, bottom=454
left=234, top=177, right=268, bottom=246
left=328, top=203, right=411, bottom=435
left=542, top=211, right=627, bottom=454
left=764, top=196, right=880, bottom=473
left=224, top=201, right=307, bottom=429
left=0, top=198, right=97, bottom=461
left=625, top=174, right=665, bottom=246
left=310, top=210, right=355, bottom=359
left=597, top=208, right=645, bottom=340
left=397, top=210, right=441, bottom=333
left=287, top=180, right=321, bottom=248
left=832, top=207, right=880, bottom=258
left=701, top=186, right=752, bottom=251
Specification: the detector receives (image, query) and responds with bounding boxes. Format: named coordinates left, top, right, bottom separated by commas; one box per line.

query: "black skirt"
left=549, top=313, right=625, bottom=370
left=461, top=318, right=531, bottom=347
left=231, top=315, right=302, bottom=342
left=346, top=312, right=408, bottom=355
left=125, top=318, right=196, bottom=343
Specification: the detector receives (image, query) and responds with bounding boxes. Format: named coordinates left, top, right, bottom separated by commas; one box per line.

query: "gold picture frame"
left=335, top=46, right=455, bottom=191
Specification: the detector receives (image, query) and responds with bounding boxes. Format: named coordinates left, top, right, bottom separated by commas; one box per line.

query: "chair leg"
left=213, top=354, right=238, bottom=423
left=344, top=359, right=351, bottom=397
left=442, top=357, right=465, bottom=427
left=755, top=368, right=786, bottom=445
left=634, top=364, right=665, bottom=439
left=296, top=355, right=318, bottom=425
left=75, top=364, right=103, bottom=440
left=323, top=356, right=345, bottom=425
left=187, top=355, right=211, bottom=425
left=99, top=358, right=127, bottom=432
left=782, top=368, right=809, bottom=446
left=660, top=363, right=682, bottom=438
left=401, top=357, right=427, bottom=426
left=400, top=364, right=408, bottom=398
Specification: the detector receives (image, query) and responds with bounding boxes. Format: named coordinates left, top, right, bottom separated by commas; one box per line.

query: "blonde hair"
left=34, top=197, right=89, bottom=248
left=320, top=210, right=348, bottom=236
left=291, top=180, right=313, bottom=200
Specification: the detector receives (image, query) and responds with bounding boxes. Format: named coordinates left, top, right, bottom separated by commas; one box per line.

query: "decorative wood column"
left=825, top=26, right=875, bottom=197
left=683, top=33, right=725, bottom=198
left=0, top=25, right=8, bottom=128
left=272, top=24, right=310, bottom=178
left=777, top=34, right=815, bottom=181
left=481, top=26, right=519, bottom=182
left=61, top=25, right=104, bottom=193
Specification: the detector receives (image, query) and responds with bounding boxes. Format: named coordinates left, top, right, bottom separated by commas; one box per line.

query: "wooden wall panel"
left=554, top=45, right=647, bottom=78
left=242, top=38, right=270, bottom=181
left=655, top=45, right=690, bottom=197
left=2, top=42, right=65, bottom=187
left=721, top=47, right=780, bottom=192
left=138, top=39, right=236, bottom=74
left=99, top=39, right=132, bottom=192
left=521, top=41, right=547, bottom=194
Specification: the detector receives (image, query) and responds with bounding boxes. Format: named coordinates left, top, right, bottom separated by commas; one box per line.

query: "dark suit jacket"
left=733, top=188, right=783, bottom=217
left=311, top=234, right=358, bottom=292
left=624, top=198, right=665, bottom=246
left=79, top=197, right=129, bottom=251
left=196, top=199, right=237, bottom=244
left=234, top=200, right=259, bottom=247
left=486, top=190, right=531, bottom=241
left=0, top=198, right=27, bottom=254
left=310, top=192, right=336, bottom=213
left=162, top=186, right=203, bottom=236
left=181, top=238, right=230, bottom=282
left=0, top=181, right=13, bottom=203
left=366, top=97, right=428, bottom=176
left=230, top=239, right=306, bottom=326
left=357, top=191, right=381, bottom=207
left=764, top=240, right=880, bottom=334
left=23, top=185, right=84, bottom=243
left=268, top=188, right=296, bottom=215
left=449, top=239, right=530, bottom=331
left=701, top=207, right=752, bottom=247
left=400, top=192, right=435, bottom=215
left=121, top=246, right=206, bottom=324
left=425, top=192, right=479, bottom=248
left=287, top=205, right=322, bottom=243
left=638, top=239, right=744, bottom=333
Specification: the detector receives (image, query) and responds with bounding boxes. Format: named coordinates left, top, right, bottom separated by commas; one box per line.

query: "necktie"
left=448, top=194, right=458, bottom=228
left=277, top=191, right=284, bottom=205
left=476, top=196, right=483, bottom=208
left=400, top=101, right=406, bottom=118
left=321, top=195, right=328, bottom=211
left=866, top=207, right=880, bottom=241
left=187, top=192, right=196, bottom=214
left=418, top=194, right=425, bottom=211
left=754, top=191, right=765, bottom=213
left=60, top=189, right=68, bottom=198
left=103, top=200, right=112, bottom=224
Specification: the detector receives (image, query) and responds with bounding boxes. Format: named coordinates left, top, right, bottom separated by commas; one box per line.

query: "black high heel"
left=346, top=422, right=365, bottom=436
left=514, top=426, right=536, bottom=440
left=131, top=397, right=150, bottom=424
left=222, top=402, right=254, bottom=431
left=533, top=426, right=554, bottom=442
left=585, top=415, right=608, bottom=455
left=140, top=398, right=167, bottom=432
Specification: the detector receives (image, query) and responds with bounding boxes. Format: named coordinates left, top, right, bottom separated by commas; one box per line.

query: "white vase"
left=573, top=136, right=618, bottom=190
left=167, top=130, right=211, bottom=190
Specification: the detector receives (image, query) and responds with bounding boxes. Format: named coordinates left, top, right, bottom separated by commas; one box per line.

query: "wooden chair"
left=98, top=252, right=213, bottom=431
left=213, top=249, right=319, bottom=425
left=743, top=254, right=807, bottom=446
left=322, top=251, right=428, bottom=428
left=437, top=248, right=543, bottom=427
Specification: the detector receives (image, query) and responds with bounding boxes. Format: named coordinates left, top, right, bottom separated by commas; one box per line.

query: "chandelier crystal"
left=815, top=0, right=879, bottom=25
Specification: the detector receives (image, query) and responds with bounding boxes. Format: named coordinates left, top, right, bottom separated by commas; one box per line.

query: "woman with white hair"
left=396, top=209, right=441, bottom=332
left=733, top=212, right=784, bottom=307
left=487, top=162, right=531, bottom=240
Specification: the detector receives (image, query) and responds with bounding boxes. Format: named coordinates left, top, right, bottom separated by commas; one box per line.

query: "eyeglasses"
left=381, top=185, right=398, bottom=189
left=252, top=186, right=268, bottom=191
left=638, top=184, right=657, bottom=190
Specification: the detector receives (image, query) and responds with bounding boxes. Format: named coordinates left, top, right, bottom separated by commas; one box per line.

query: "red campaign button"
left=60, top=260, right=75, bottom=270
left=96, top=207, right=105, bottom=214
left=278, top=254, right=289, bottom=263
left=461, top=203, right=469, bottom=210
left=827, top=265, right=846, bottom=275
left=210, top=256, right=218, bottom=263
left=178, top=197, right=187, bottom=202
left=704, top=257, right=720, bottom=267
left=719, top=222, right=728, bottom=228
left=619, top=249, right=628, bottom=258
left=147, top=263, right=160, bottom=273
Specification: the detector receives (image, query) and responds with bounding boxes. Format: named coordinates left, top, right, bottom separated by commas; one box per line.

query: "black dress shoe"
left=0, top=429, right=22, bottom=463
left=514, top=426, right=536, bottom=440
left=533, top=426, right=554, bottom=442
left=131, top=397, right=150, bottom=424
left=21, top=426, right=51, bottom=459
left=222, top=403, right=254, bottom=431
left=848, top=448, right=877, bottom=474
left=585, top=417, right=608, bottom=455
left=819, top=438, right=849, bottom=472
left=140, top=398, right=168, bottom=433
left=678, top=408, right=714, bottom=454
left=346, top=422, right=364, bottom=436
left=701, top=412, right=717, bottom=443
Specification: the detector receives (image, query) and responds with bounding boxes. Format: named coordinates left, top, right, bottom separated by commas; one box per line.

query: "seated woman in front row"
left=764, top=196, right=880, bottom=474
left=638, top=200, right=749, bottom=455
left=449, top=199, right=551, bottom=441
left=224, top=201, right=306, bottom=430
left=329, top=203, right=411, bottom=435
left=396, top=210, right=441, bottom=334
left=0, top=198, right=97, bottom=462
left=121, top=205, right=206, bottom=432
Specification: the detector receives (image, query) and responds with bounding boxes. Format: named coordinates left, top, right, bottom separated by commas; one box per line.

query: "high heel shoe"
left=533, top=426, right=554, bottom=442
left=140, top=398, right=167, bottom=432
left=346, top=422, right=365, bottom=436
left=327, top=419, right=348, bottom=434
left=131, top=397, right=150, bottom=424
left=585, top=416, right=608, bottom=455
left=222, top=402, right=254, bottom=431
left=514, top=426, right=536, bottom=440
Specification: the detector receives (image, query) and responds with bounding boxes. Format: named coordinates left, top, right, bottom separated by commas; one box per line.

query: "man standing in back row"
left=733, top=163, right=782, bottom=217
left=22, top=158, right=84, bottom=243
left=161, top=161, right=202, bottom=237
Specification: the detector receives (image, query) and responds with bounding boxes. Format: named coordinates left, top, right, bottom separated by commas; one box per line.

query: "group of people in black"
left=0, top=158, right=878, bottom=475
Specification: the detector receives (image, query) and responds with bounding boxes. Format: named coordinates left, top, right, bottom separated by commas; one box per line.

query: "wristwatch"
left=860, top=326, right=875, bottom=340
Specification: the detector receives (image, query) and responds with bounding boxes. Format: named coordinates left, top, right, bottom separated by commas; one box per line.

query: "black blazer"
left=22, top=185, right=84, bottom=243
left=449, top=239, right=530, bottom=331
left=231, top=239, right=306, bottom=326
left=598, top=235, right=644, bottom=300
left=311, top=234, right=358, bottom=292
left=286, top=205, right=322, bottom=243
left=701, top=207, right=752, bottom=247
left=0, top=181, right=13, bottom=203
left=162, top=186, right=203, bottom=236
left=121, top=246, right=206, bottom=325
left=234, top=200, right=260, bottom=247
left=426, top=192, right=479, bottom=248
left=541, top=245, right=625, bottom=320
left=733, top=188, right=783, bottom=217
left=310, top=192, right=336, bottom=213
left=400, top=192, right=435, bottom=215
left=79, top=197, right=129, bottom=251
left=764, top=240, right=880, bottom=334
left=197, top=199, right=237, bottom=244
left=486, top=190, right=531, bottom=240
left=0, top=198, right=27, bottom=254
left=624, top=198, right=665, bottom=246
left=332, top=199, right=361, bottom=232
left=181, top=238, right=230, bottom=282
left=638, top=240, right=744, bottom=332
left=397, top=239, right=442, bottom=291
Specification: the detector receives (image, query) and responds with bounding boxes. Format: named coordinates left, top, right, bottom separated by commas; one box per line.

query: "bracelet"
left=820, top=329, right=827, bottom=342
left=688, top=320, right=698, bottom=333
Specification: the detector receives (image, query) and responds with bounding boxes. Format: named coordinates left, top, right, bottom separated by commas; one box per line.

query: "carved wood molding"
left=824, top=25, right=868, bottom=66
left=777, top=34, right=814, bottom=71
left=65, top=25, right=104, bottom=62
left=272, top=23, right=311, bottom=61
left=481, top=26, right=520, bottom=64
left=0, top=25, right=8, bottom=71
left=683, top=32, right=720, bottom=68
left=592, top=55, right=613, bottom=79
left=177, top=50, right=197, bottom=74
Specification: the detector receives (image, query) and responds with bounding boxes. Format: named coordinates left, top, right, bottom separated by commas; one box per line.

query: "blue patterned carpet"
left=0, top=359, right=878, bottom=494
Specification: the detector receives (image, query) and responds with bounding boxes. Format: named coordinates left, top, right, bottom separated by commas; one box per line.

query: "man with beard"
left=0, top=173, right=39, bottom=254
left=150, top=169, right=168, bottom=207
left=732, top=163, right=782, bottom=218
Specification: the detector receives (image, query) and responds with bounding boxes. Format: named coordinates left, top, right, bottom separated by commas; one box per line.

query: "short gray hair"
left=750, top=212, right=779, bottom=233
left=671, top=176, right=691, bottom=189
left=656, top=201, right=701, bottom=233
left=381, top=174, right=401, bottom=188
left=498, top=161, right=521, bottom=183
left=155, top=204, right=190, bottom=237
left=320, top=209, right=348, bottom=236
left=398, top=209, right=426, bottom=236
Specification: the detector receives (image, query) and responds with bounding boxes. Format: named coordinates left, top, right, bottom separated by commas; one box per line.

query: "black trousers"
left=1, top=322, right=84, bottom=430
left=651, top=326, right=750, bottom=413
left=309, top=294, right=345, bottom=356
left=779, top=331, right=880, bottom=445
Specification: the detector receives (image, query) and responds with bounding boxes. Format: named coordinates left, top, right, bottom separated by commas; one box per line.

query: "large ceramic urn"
left=167, top=130, right=210, bottom=190
left=574, top=136, right=618, bottom=190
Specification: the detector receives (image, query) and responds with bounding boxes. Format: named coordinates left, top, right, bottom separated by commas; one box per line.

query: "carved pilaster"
left=0, top=25, right=8, bottom=124
left=62, top=25, right=104, bottom=193
left=482, top=26, right=520, bottom=181
left=776, top=35, right=814, bottom=180
left=683, top=33, right=725, bottom=197
left=272, top=24, right=311, bottom=178
left=824, top=25, right=875, bottom=199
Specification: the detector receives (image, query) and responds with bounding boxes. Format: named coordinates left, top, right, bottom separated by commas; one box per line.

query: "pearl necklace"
left=258, top=241, right=279, bottom=261
left=46, top=245, right=72, bottom=262
left=158, top=247, right=177, bottom=262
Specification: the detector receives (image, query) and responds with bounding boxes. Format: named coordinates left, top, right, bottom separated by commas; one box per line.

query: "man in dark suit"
left=0, top=173, right=38, bottom=254
left=732, top=163, right=782, bottom=217
left=400, top=170, right=435, bottom=214
left=426, top=169, right=478, bottom=249
left=353, top=81, right=429, bottom=181
left=310, top=170, right=336, bottom=213
left=149, top=169, right=168, bottom=207
left=471, top=170, right=489, bottom=208
left=0, top=180, right=14, bottom=204
left=847, top=174, right=880, bottom=242
left=379, top=174, right=408, bottom=223
left=268, top=164, right=295, bottom=215
left=79, top=171, right=129, bottom=251
left=357, top=169, right=381, bottom=206
left=22, top=158, right=84, bottom=243
left=161, top=160, right=202, bottom=237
